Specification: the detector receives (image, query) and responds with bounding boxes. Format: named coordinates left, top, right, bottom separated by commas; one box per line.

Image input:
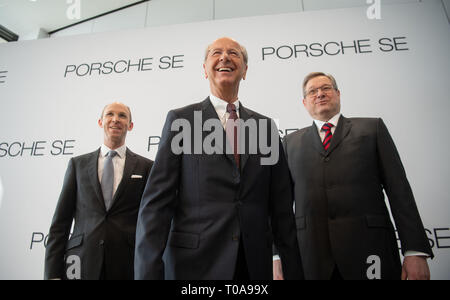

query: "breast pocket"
left=64, top=234, right=84, bottom=260
left=65, top=234, right=83, bottom=251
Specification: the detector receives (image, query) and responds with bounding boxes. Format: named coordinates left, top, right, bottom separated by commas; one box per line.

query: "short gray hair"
left=302, top=72, right=339, bottom=98
left=204, top=38, right=249, bottom=65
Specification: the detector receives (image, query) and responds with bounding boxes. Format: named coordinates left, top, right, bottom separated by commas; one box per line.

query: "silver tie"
left=101, top=150, right=117, bottom=211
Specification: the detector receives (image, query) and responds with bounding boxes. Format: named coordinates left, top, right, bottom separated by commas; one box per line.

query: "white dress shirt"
left=209, top=94, right=240, bottom=127
left=98, top=144, right=127, bottom=196
left=313, top=113, right=341, bottom=142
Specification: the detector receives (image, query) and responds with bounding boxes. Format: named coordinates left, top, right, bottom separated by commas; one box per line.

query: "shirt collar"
left=101, top=144, right=127, bottom=158
left=313, top=112, right=341, bottom=131
left=209, top=94, right=240, bottom=117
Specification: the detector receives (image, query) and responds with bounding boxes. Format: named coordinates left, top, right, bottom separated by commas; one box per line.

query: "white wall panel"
left=50, top=21, right=94, bottom=38
left=49, top=0, right=442, bottom=38
left=92, top=2, right=148, bottom=33
left=19, top=28, right=49, bottom=41
left=303, top=0, right=419, bottom=11
left=214, top=0, right=302, bottom=19
left=146, top=0, right=214, bottom=27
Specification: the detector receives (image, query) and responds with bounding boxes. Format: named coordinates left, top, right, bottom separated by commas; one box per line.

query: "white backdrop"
left=0, top=0, right=449, bottom=279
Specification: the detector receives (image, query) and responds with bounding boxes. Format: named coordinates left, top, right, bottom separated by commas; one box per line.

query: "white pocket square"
left=131, top=175, right=143, bottom=179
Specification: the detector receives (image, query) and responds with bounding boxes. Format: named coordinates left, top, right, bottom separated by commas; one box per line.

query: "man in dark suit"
left=274, top=72, right=433, bottom=280
left=45, top=102, right=153, bottom=280
left=134, top=37, right=303, bottom=280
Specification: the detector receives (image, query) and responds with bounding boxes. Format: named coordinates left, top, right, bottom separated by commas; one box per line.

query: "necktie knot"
left=322, top=123, right=333, bottom=131
left=226, top=103, right=237, bottom=114
left=107, top=150, right=118, bottom=159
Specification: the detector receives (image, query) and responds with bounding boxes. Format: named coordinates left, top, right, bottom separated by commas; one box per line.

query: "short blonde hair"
left=100, top=103, right=132, bottom=123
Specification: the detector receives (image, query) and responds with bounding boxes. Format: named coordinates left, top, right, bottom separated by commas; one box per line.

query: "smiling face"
left=303, top=75, right=341, bottom=122
left=203, top=37, right=248, bottom=101
left=98, top=102, right=133, bottom=149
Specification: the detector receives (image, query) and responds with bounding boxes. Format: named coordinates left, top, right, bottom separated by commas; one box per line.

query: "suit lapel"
left=201, top=98, right=255, bottom=171
left=88, top=149, right=106, bottom=210
left=327, top=115, right=352, bottom=155
left=238, top=103, right=253, bottom=172
left=110, top=148, right=137, bottom=210
left=201, top=98, right=236, bottom=167
left=308, top=115, right=352, bottom=156
left=309, top=122, right=326, bottom=157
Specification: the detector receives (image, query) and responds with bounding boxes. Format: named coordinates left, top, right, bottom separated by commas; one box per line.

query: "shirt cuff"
left=404, top=250, right=430, bottom=258
left=273, top=255, right=280, bottom=261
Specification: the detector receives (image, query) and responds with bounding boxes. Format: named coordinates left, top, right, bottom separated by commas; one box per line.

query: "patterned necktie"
left=322, top=123, right=334, bottom=151
left=101, top=150, right=117, bottom=211
left=226, top=103, right=240, bottom=169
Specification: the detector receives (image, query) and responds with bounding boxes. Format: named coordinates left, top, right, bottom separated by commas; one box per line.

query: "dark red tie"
left=322, top=123, right=333, bottom=151
left=226, top=103, right=240, bottom=168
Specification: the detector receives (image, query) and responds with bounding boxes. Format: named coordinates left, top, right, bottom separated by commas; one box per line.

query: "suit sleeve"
left=134, top=110, right=181, bottom=280
left=44, top=158, right=77, bottom=279
left=376, top=118, right=433, bottom=258
left=270, top=129, right=304, bottom=279
left=272, top=136, right=291, bottom=258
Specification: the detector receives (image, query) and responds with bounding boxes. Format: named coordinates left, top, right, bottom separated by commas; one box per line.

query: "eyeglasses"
left=305, top=85, right=335, bottom=98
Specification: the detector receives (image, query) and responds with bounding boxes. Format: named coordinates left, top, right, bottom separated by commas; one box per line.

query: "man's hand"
left=401, top=256, right=430, bottom=280
left=273, top=259, right=284, bottom=280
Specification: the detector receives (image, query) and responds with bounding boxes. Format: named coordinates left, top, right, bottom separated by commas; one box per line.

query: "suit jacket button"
left=99, top=240, right=105, bottom=246
left=324, top=157, right=330, bottom=162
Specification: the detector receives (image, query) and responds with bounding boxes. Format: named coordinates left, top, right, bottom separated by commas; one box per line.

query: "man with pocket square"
left=45, top=102, right=153, bottom=280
